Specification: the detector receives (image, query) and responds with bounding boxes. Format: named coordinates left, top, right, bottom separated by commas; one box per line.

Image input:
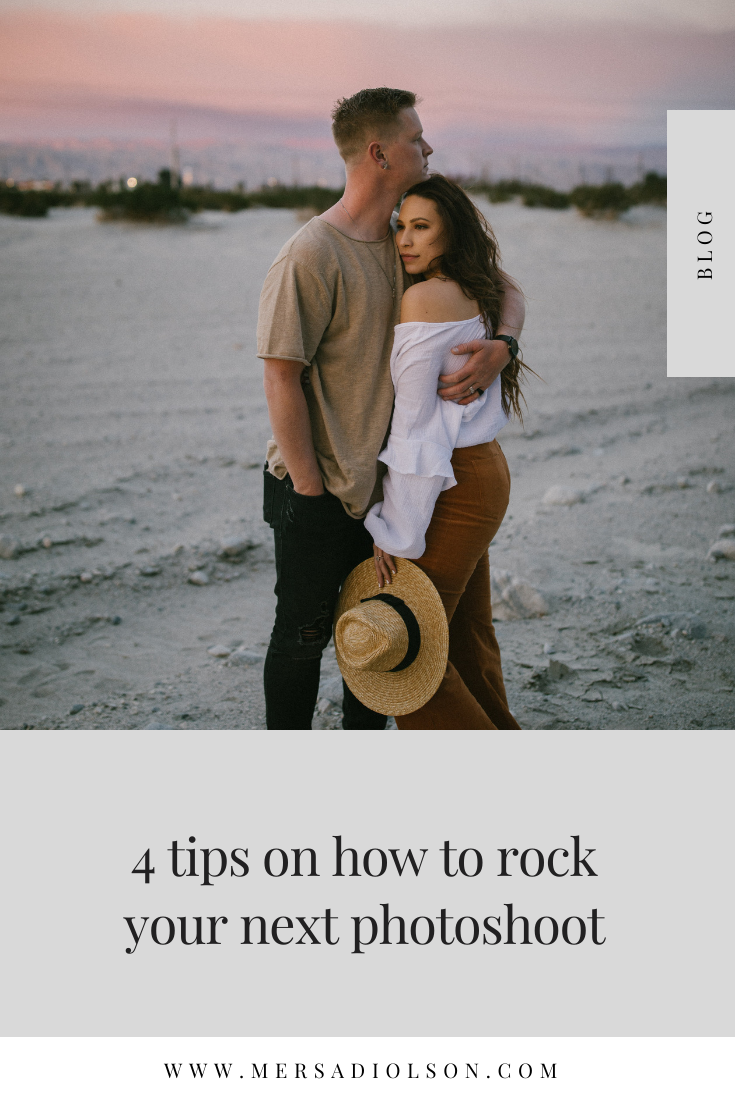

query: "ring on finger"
left=467, top=385, right=474, bottom=394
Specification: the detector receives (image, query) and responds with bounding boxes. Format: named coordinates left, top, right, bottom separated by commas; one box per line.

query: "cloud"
left=1, top=13, right=733, bottom=146
left=3, top=1, right=734, bottom=31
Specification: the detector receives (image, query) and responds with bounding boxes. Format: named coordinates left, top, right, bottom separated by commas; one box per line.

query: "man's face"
left=384, top=107, right=433, bottom=190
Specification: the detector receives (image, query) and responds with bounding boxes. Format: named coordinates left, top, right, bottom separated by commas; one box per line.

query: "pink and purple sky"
left=1, top=1, right=733, bottom=182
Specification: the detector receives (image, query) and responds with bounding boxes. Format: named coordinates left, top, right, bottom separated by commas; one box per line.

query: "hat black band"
left=360, top=593, right=421, bottom=672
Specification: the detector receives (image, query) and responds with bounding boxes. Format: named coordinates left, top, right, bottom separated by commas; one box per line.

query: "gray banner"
left=0, top=731, right=731, bottom=1036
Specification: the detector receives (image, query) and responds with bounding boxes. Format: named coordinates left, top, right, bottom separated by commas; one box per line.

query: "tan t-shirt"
left=257, top=217, right=407, bottom=519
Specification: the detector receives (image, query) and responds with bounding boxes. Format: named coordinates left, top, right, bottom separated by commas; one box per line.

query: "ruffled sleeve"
left=364, top=470, right=448, bottom=559
left=364, top=316, right=498, bottom=558
left=379, top=437, right=455, bottom=481
left=364, top=323, right=470, bottom=558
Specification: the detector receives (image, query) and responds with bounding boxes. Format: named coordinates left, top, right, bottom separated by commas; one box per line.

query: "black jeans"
left=263, top=467, right=387, bottom=730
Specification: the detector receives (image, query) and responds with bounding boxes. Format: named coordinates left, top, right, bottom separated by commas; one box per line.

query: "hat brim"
left=334, top=558, right=448, bottom=716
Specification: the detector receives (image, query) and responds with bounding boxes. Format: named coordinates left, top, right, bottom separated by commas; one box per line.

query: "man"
left=257, top=87, right=524, bottom=730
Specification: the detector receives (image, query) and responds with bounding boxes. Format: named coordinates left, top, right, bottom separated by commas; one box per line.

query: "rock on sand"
left=542, top=485, right=585, bottom=506
left=0, top=535, right=21, bottom=559
left=490, top=569, right=548, bottom=620
left=707, top=539, right=735, bottom=562
left=219, top=536, right=255, bottom=560
left=226, top=648, right=265, bottom=667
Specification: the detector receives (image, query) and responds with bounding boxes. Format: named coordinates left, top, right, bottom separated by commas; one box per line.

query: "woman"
left=364, top=174, right=529, bottom=730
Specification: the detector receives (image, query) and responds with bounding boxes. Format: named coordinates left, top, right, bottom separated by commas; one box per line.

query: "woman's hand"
left=373, top=544, right=396, bottom=588
left=439, top=279, right=525, bottom=403
left=438, top=338, right=510, bottom=405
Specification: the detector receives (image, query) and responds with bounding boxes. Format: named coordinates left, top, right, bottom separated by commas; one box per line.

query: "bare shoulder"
left=400, top=279, right=479, bottom=323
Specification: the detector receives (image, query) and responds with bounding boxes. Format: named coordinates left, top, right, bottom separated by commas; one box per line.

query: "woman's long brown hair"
left=402, top=174, right=532, bottom=420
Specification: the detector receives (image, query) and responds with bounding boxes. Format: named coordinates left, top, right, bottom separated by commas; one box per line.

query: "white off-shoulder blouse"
left=364, top=315, right=509, bottom=559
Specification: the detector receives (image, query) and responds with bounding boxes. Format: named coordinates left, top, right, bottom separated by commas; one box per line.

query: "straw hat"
left=334, top=558, right=448, bottom=716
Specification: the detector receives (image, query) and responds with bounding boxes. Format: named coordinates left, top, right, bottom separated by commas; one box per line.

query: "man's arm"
left=438, top=280, right=526, bottom=404
left=263, top=359, right=324, bottom=495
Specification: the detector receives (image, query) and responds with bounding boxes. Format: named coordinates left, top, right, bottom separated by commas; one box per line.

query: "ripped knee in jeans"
left=298, top=604, right=331, bottom=649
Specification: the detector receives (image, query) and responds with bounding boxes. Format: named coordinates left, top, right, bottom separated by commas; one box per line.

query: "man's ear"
left=367, top=140, right=387, bottom=169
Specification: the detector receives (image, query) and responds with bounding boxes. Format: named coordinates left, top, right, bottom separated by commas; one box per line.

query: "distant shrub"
left=180, top=187, right=251, bottom=213
left=0, top=188, right=53, bottom=217
left=179, top=183, right=342, bottom=215
left=466, top=173, right=665, bottom=218
left=87, top=173, right=343, bottom=221
left=518, top=184, right=570, bottom=209
left=248, top=185, right=343, bottom=213
left=469, top=179, right=524, bottom=204
left=467, top=179, right=569, bottom=209
left=569, top=182, right=632, bottom=218
left=489, top=180, right=524, bottom=202
left=627, top=171, right=667, bottom=206
left=94, top=170, right=188, bottom=222
left=0, top=169, right=667, bottom=224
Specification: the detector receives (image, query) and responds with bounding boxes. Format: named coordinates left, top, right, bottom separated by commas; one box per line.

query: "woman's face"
left=396, top=195, right=446, bottom=276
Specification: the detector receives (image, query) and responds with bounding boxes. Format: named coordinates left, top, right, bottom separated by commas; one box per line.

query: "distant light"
left=6, top=178, right=14, bottom=187
left=182, top=168, right=194, bottom=186
left=267, top=177, right=278, bottom=187
left=127, top=177, right=137, bottom=189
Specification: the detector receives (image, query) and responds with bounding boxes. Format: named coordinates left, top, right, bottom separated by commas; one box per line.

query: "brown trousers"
left=396, top=439, right=521, bottom=731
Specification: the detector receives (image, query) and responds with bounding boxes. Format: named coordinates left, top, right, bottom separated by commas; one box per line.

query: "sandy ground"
left=1, top=201, right=733, bottom=731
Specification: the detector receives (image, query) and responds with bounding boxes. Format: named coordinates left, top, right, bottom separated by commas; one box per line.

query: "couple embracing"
left=258, top=87, right=528, bottom=731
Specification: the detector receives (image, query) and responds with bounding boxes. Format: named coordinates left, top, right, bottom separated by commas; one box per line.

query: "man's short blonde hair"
left=331, top=87, right=417, bottom=162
